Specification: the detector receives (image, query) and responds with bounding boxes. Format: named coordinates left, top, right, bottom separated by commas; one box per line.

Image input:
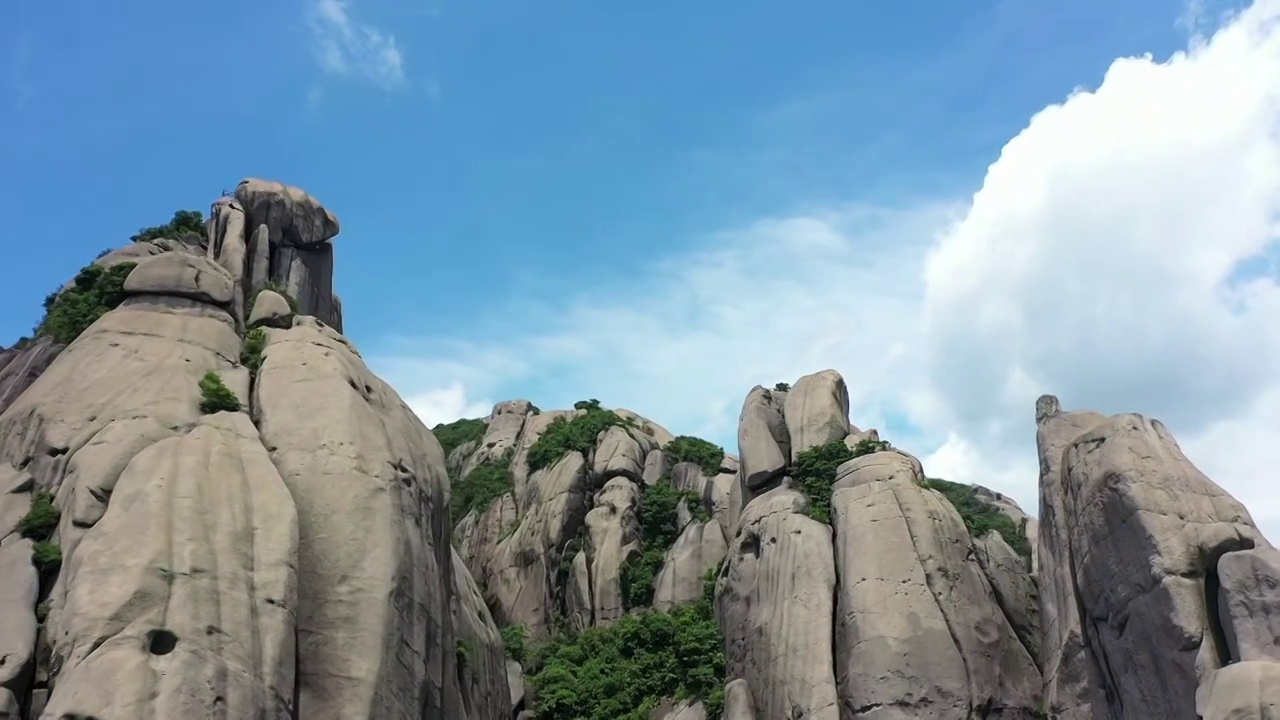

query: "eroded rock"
left=782, top=369, right=851, bottom=461
left=717, top=485, right=838, bottom=719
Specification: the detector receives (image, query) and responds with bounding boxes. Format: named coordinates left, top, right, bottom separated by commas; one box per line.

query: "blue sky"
left=5, top=0, right=1280, bottom=530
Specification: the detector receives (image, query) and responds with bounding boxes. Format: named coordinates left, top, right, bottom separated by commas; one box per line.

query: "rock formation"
left=0, top=180, right=504, bottom=720
left=1, top=180, right=1277, bottom=719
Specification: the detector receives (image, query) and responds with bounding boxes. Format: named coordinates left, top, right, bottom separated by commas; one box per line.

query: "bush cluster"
left=241, top=328, right=267, bottom=375
left=664, top=436, right=725, bottom=476
left=450, top=451, right=515, bottom=525
left=791, top=438, right=890, bottom=523
left=620, top=481, right=687, bottom=610
left=526, top=402, right=632, bottom=472
left=919, top=478, right=1032, bottom=559
left=432, top=418, right=489, bottom=459
left=198, top=371, right=241, bottom=414
left=773, top=382, right=790, bottom=392
left=18, top=491, right=60, bottom=540
left=130, top=210, right=205, bottom=244
left=527, top=582, right=725, bottom=720
left=32, top=540, right=62, bottom=573
left=37, top=262, right=136, bottom=345
left=501, top=624, right=529, bottom=664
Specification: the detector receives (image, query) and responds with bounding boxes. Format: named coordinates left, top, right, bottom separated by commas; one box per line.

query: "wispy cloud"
left=307, top=0, right=405, bottom=91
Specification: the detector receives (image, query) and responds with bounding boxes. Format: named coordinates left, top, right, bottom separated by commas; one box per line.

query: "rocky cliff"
left=0, top=180, right=1274, bottom=720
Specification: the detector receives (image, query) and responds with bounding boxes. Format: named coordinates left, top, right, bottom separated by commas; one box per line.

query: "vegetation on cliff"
left=621, top=481, right=687, bottom=610
left=432, top=417, right=489, bottom=459
left=920, top=478, right=1032, bottom=559
left=663, top=435, right=725, bottom=476
left=528, top=570, right=725, bottom=720
left=198, top=371, right=241, bottom=414
left=451, top=450, right=515, bottom=524
left=18, top=491, right=60, bottom=540
left=792, top=437, right=891, bottom=523
left=241, top=328, right=267, bottom=375
left=130, top=209, right=205, bottom=244
left=37, top=262, right=136, bottom=345
left=527, top=400, right=633, bottom=472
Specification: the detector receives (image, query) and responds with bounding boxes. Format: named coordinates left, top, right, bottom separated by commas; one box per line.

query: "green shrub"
left=773, top=382, right=790, bottom=392
left=919, top=478, right=1032, bottom=559
left=664, top=436, right=725, bottom=476
left=792, top=438, right=891, bottom=524
left=38, top=262, right=136, bottom=345
left=621, top=482, right=685, bottom=610
left=198, top=371, right=241, bottom=414
left=683, top=490, right=712, bottom=523
left=35, top=600, right=50, bottom=623
left=130, top=209, right=205, bottom=243
left=241, top=328, right=267, bottom=375
left=527, top=403, right=632, bottom=472
left=528, top=593, right=725, bottom=720
left=32, top=540, right=61, bottom=572
left=455, top=639, right=472, bottom=665
left=432, top=418, right=489, bottom=458
left=501, top=624, right=529, bottom=664
left=18, top=491, right=60, bottom=541
left=450, top=451, right=514, bottom=524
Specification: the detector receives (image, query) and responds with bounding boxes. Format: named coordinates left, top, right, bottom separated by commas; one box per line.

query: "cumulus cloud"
left=307, top=0, right=405, bottom=90
left=371, top=0, right=1280, bottom=537
left=920, top=0, right=1280, bottom=529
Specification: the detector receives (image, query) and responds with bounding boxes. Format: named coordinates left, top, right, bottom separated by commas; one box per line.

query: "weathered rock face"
left=1036, top=395, right=1280, bottom=720
left=9, top=184, right=1280, bottom=720
left=736, top=386, right=790, bottom=492
left=830, top=462, right=1040, bottom=718
left=1035, top=395, right=1108, bottom=719
left=0, top=181, right=505, bottom=720
left=782, top=369, right=850, bottom=461
left=1061, top=412, right=1267, bottom=719
left=717, top=486, right=840, bottom=720
left=0, top=337, right=62, bottom=416
left=232, top=178, right=343, bottom=331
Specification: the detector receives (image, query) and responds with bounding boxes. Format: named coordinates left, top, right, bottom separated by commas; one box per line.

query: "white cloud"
left=307, top=0, right=405, bottom=90
left=371, top=0, right=1280, bottom=538
left=920, top=0, right=1280, bottom=533
left=405, top=381, right=495, bottom=428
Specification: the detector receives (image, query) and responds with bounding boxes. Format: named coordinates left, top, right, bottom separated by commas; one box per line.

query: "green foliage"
left=791, top=438, right=891, bottom=524
left=528, top=595, right=725, bottom=720
left=773, top=382, right=791, bottom=392
left=527, top=403, right=632, bottom=472
left=130, top=209, right=205, bottom=243
left=35, top=600, right=50, bottom=623
left=32, top=540, right=61, bottom=572
left=198, top=371, right=241, bottom=414
left=241, top=328, right=267, bottom=375
left=38, top=262, right=136, bottom=345
left=501, top=624, right=529, bottom=664
left=18, top=491, right=60, bottom=541
left=664, top=436, right=726, bottom=476
left=621, top=482, right=685, bottom=610
left=432, top=417, right=489, bottom=458
left=455, top=639, right=472, bottom=665
left=683, top=490, right=712, bottom=523
left=919, top=478, right=1032, bottom=559
left=451, top=451, right=514, bottom=525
